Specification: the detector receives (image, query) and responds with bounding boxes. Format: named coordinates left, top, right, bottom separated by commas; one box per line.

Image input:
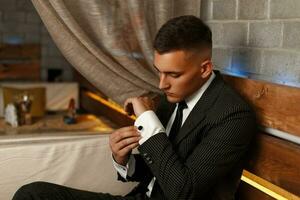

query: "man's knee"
left=13, top=181, right=51, bottom=200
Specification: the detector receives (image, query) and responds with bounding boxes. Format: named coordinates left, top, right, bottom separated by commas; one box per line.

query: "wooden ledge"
left=242, top=170, right=300, bottom=200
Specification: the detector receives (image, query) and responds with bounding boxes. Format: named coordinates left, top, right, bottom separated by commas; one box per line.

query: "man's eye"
left=170, top=73, right=180, bottom=78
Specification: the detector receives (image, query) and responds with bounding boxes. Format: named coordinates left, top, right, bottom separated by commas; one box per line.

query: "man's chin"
left=166, top=95, right=182, bottom=103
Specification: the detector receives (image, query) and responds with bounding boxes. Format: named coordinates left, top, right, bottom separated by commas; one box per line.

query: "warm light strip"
left=241, top=170, right=300, bottom=200
left=85, top=91, right=136, bottom=120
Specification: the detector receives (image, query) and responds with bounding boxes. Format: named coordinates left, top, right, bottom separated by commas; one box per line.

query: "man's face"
left=154, top=50, right=211, bottom=103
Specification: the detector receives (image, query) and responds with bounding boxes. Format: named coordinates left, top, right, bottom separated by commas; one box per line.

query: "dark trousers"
left=12, top=182, right=146, bottom=200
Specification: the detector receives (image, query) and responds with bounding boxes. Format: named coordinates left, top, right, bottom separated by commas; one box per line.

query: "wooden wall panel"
left=223, top=75, right=300, bottom=198
left=223, top=75, right=300, bottom=137
left=0, top=44, right=40, bottom=81
left=0, top=63, right=40, bottom=80
left=237, top=182, right=275, bottom=200
left=0, top=44, right=40, bottom=59
left=245, top=133, right=300, bottom=196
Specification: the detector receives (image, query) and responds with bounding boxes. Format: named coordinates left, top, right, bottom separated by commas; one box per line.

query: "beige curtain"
left=31, top=0, right=201, bottom=104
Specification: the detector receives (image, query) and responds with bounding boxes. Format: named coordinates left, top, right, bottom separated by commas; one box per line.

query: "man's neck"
left=185, top=71, right=216, bottom=110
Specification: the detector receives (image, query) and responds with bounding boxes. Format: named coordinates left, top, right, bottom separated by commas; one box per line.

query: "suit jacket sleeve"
left=117, top=94, right=169, bottom=183
left=137, top=107, right=256, bottom=200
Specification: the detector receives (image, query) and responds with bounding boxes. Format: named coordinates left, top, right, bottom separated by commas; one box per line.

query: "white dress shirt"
left=113, top=72, right=216, bottom=197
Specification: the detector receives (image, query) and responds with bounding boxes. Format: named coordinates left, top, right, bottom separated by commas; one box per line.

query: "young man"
left=13, top=15, right=256, bottom=200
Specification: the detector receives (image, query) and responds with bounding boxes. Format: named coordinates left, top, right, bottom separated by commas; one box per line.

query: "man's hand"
left=124, top=96, right=156, bottom=117
left=109, top=126, right=141, bottom=166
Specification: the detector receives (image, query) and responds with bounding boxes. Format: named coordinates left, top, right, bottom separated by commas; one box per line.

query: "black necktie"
left=169, top=101, right=187, bottom=142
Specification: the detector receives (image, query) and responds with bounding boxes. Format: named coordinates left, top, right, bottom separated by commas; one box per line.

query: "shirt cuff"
left=134, top=110, right=166, bottom=145
left=112, top=154, right=136, bottom=179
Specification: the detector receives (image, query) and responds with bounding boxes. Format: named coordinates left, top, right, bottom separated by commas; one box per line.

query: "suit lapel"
left=173, top=71, right=225, bottom=145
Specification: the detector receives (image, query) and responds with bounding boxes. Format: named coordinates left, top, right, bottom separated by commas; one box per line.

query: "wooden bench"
left=78, top=72, right=300, bottom=199
left=224, top=75, right=300, bottom=200
left=0, top=44, right=40, bottom=81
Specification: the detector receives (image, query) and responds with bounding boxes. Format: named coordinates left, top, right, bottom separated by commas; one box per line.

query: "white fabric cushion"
left=0, top=133, right=136, bottom=199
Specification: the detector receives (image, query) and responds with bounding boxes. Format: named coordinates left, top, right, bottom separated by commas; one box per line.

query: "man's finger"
left=117, top=142, right=140, bottom=157
left=110, top=126, right=137, bottom=139
left=114, top=136, right=141, bottom=151
left=110, top=128, right=140, bottom=143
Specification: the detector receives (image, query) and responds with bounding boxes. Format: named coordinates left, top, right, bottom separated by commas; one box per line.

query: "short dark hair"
left=153, top=15, right=212, bottom=54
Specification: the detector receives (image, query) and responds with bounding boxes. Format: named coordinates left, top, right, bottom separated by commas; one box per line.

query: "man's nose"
left=159, top=74, right=169, bottom=90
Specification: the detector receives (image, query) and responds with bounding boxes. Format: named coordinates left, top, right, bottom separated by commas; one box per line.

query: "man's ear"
left=200, top=59, right=213, bottom=78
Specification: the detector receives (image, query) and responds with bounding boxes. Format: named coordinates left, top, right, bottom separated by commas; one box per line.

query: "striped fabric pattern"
left=121, top=71, right=256, bottom=200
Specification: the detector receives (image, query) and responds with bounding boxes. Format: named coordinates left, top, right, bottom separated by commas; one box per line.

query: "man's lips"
left=165, top=92, right=176, bottom=97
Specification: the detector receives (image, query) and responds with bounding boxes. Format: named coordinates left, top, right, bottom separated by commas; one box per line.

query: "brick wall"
left=0, top=0, right=73, bottom=81
left=1, top=0, right=299, bottom=87
left=201, top=0, right=300, bottom=87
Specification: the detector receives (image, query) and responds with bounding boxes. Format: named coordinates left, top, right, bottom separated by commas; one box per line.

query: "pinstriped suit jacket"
left=120, top=71, right=256, bottom=200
